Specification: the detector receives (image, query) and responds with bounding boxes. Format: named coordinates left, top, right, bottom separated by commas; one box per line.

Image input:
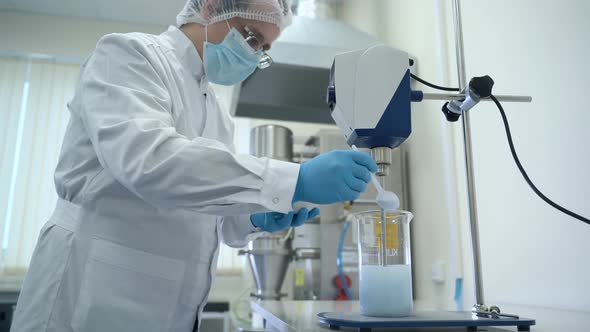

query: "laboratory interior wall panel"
left=460, top=0, right=590, bottom=312
left=0, top=11, right=165, bottom=60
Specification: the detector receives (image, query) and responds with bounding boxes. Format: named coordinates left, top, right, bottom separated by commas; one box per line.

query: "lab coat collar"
left=163, top=26, right=204, bottom=80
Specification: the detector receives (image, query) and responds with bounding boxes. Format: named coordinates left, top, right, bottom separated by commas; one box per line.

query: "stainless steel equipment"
left=292, top=224, right=321, bottom=300
left=451, top=0, right=487, bottom=313
left=293, top=248, right=321, bottom=300
left=241, top=125, right=295, bottom=300
left=239, top=232, right=292, bottom=300
left=370, top=147, right=393, bottom=177
left=250, top=125, right=293, bottom=162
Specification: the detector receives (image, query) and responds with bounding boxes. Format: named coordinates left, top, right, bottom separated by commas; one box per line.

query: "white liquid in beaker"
left=360, top=264, right=413, bottom=317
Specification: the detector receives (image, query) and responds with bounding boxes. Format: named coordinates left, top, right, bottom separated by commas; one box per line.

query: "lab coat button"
left=272, top=197, right=279, bottom=204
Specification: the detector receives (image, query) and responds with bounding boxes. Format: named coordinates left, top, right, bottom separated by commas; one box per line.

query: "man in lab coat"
left=11, top=1, right=377, bottom=331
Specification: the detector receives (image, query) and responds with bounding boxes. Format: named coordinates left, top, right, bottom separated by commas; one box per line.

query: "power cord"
left=490, top=95, right=589, bottom=224
left=410, top=73, right=460, bottom=92
left=411, top=74, right=590, bottom=225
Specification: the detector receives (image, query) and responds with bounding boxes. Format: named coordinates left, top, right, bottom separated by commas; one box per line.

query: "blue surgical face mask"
left=203, top=23, right=262, bottom=86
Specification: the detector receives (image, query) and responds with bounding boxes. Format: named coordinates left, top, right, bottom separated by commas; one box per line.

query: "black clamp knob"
left=441, top=102, right=461, bottom=122
left=469, top=75, right=495, bottom=98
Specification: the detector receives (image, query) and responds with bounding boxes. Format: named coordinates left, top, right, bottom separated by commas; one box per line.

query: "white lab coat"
left=11, top=26, right=299, bottom=332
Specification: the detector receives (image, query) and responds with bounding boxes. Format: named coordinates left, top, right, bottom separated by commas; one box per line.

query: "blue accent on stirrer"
left=347, top=70, right=413, bottom=149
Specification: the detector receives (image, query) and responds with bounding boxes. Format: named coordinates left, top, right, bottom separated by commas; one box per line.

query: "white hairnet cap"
left=176, top=0, right=293, bottom=31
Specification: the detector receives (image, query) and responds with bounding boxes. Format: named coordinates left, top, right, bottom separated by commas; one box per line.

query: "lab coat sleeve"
left=218, top=215, right=264, bottom=248
left=75, top=34, right=299, bottom=215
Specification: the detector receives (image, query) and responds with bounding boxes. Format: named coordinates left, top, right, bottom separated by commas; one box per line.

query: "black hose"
left=410, top=73, right=460, bottom=92
left=490, top=95, right=589, bottom=225
left=410, top=75, right=589, bottom=225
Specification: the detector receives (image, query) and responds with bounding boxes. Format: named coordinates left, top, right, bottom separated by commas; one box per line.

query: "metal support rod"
left=452, top=0, right=487, bottom=309
left=421, top=93, right=532, bottom=103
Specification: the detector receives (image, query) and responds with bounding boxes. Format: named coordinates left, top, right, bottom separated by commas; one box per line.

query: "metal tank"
left=239, top=233, right=293, bottom=300
left=250, top=124, right=293, bottom=162
left=240, top=125, right=294, bottom=300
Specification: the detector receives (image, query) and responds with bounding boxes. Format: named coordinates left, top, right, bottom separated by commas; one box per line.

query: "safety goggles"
left=244, top=26, right=273, bottom=69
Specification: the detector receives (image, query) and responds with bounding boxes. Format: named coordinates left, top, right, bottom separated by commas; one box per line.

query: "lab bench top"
left=250, top=300, right=590, bottom=332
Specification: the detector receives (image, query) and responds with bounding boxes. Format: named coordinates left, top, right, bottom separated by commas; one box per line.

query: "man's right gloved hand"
left=292, top=150, right=378, bottom=204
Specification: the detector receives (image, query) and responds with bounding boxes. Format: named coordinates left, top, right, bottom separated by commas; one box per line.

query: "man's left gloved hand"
left=250, top=208, right=320, bottom=232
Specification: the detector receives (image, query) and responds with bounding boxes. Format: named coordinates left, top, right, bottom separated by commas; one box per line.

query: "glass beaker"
left=355, top=210, right=414, bottom=317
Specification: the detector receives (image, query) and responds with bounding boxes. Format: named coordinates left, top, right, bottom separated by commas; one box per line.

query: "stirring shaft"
left=380, top=208, right=387, bottom=266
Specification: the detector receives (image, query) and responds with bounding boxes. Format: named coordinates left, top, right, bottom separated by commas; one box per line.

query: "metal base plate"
left=317, top=311, right=535, bottom=331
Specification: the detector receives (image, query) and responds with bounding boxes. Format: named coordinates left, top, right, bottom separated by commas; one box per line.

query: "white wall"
left=341, top=0, right=590, bottom=318
left=461, top=0, right=590, bottom=311
left=0, top=11, right=165, bottom=60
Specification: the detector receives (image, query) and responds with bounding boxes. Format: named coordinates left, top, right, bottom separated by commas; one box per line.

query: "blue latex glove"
left=293, top=150, right=378, bottom=204
left=251, top=208, right=320, bottom=232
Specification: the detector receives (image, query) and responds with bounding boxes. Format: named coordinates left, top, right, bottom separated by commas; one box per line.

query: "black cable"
left=410, top=75, right=590, bottom=225
left=410, top=73, right=461, bottom=92
left=490, top=95, right=589, bottom=225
